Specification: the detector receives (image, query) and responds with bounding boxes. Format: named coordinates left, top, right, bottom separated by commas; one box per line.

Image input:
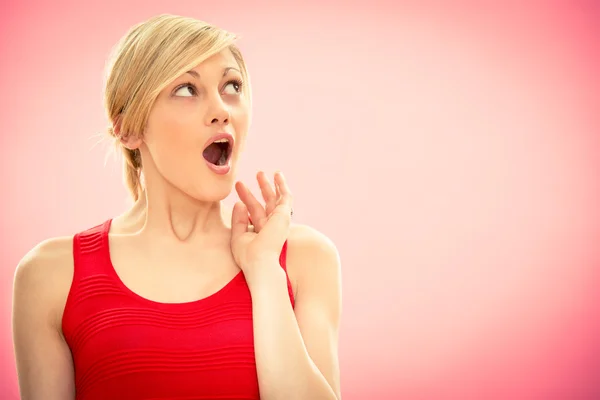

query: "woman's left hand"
left=230, top=171, right=293, bottom=278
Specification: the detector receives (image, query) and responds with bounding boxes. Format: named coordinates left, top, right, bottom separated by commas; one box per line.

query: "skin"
left=12, top=48, right=342, bottom=399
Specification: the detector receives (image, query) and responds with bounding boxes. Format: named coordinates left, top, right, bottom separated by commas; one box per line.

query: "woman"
left=12, top=14, right=342, bottom=400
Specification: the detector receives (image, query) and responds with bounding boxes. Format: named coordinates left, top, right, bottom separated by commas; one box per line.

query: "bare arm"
left=248, top=225, right=342, bottom=400
left=12, top=238, right=76, bottom=400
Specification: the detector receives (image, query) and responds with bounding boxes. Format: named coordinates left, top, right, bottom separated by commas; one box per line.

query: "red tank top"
left=62, top=220, right=295, bottom=399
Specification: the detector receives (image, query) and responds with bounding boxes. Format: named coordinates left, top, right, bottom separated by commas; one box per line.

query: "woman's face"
left=139, top=48, right=250, bottom=202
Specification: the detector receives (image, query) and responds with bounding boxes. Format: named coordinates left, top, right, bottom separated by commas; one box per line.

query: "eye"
left=223, top=79, right=243, bottom=95
left=174, top=82, right=197, bottom=97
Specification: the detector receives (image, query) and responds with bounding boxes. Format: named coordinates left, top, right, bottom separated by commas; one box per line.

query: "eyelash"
left=174, top=79, right=244, bottom=96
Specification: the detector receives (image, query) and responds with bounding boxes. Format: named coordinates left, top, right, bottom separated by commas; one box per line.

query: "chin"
left=165, top=157, right=239, bottom=202
left=188, top=175, right=236, bottom=203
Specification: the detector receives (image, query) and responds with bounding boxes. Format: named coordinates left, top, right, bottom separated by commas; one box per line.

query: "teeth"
left=214, top=138, right=229, bottom=144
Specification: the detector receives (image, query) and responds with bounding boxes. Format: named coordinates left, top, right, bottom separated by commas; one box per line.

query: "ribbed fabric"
left=62, top=220, right=295, bottom=400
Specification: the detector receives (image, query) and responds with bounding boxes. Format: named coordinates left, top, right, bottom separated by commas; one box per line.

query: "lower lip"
left=204, top=158, right=231, bottom=175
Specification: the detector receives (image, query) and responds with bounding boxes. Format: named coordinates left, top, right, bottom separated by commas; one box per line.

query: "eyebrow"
left=185, top=67, right=240, bottom=79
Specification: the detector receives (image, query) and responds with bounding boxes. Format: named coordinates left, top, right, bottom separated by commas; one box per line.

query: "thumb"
left=231, top=201, right=249, bottom=241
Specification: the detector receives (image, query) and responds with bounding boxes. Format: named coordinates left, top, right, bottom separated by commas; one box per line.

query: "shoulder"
left=15, top=236, right=74, bottom=282
left=13, top=237, right=75, bottom=329
left=287, top=224, right=340, bottom=263
left=285, top=224, right=341, bottom=293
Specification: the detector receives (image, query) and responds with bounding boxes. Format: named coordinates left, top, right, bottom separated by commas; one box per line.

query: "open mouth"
left=202, top=137, right=233, bottom=167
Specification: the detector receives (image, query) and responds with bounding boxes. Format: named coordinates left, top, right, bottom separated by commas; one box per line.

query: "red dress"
left=62, top=219, right=295, bottom=399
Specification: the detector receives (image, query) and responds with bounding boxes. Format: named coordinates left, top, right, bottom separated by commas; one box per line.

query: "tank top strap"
left=64, top=220, right=116, bottom=348
left=279, top=240, right=295, bottom=308
left=72, top=219, right=113, bottom=280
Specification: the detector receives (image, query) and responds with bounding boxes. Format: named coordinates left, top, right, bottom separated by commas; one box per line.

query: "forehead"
left=189, top=48, right=239, bottom=75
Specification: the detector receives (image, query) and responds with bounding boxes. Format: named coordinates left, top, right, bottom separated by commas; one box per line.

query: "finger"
left=230, top=201, right=249, bottom=241
left=257, top=172, right=293, bottom=244
left=274, top=171, right=293, bottom=209
left=257, top=171, right=277, bottom=216
left=235, top=181, right=268, bottom=231
left=257, top=201, right=292, bottom=250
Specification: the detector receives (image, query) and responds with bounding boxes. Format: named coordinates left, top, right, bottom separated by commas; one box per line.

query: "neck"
left=117, top=188, right=230, bottom=243
left=149, top=184, right=230, bottom=241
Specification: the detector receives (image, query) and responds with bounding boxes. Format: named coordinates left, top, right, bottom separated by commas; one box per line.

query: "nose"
left=205, top=94, right=230, bottom=126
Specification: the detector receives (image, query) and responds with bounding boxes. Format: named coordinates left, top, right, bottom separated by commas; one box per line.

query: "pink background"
left=1, top=1, right=599, bottom=398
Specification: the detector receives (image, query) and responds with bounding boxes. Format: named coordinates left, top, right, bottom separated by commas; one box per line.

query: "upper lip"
left=204, top=132, right=234, bottom=151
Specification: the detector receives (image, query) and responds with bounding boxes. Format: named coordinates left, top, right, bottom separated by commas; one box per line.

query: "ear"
left=113, top=117, right=142, bottom=150
left=121, top=135, right=143, bottom=151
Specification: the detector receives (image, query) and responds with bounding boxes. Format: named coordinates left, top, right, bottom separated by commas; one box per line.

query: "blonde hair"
left=104, top=14, right=250, bottom=201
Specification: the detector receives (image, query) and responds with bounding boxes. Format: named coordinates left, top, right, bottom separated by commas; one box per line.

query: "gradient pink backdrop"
left=1, top=1, right=599, bottom=399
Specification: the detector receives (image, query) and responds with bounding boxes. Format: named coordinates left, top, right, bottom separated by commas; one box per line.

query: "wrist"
left=243, top=261, right=286, bottom=289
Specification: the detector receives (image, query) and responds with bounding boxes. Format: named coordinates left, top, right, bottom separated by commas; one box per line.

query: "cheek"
left=159, top=102, right=201, bottom=134
left=231, top=107, right=250, bottom=144
left=145, top=105, right=203, bottom=162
